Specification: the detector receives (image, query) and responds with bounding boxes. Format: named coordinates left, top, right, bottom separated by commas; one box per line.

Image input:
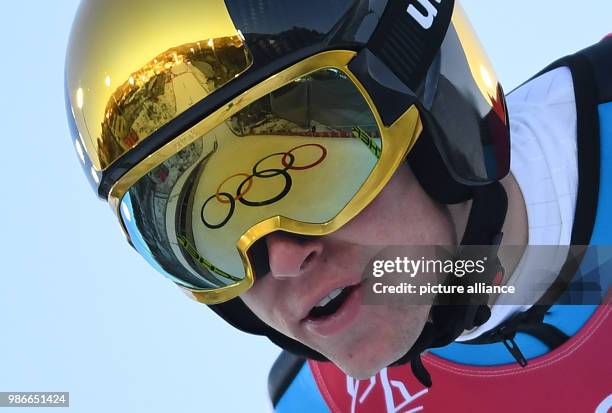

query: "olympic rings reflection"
left=215, top=173, right=252, bottom=204
left=201, top=193, right=235, bottom=229
left=282, top=143, right=327, bottom=170
left=201, top=143, right=327, bottom=229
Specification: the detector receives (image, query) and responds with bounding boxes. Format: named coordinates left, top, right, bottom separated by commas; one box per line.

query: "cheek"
left=240, top=283, right=279, bottom=329
left=334, top=165, right=453, bottom=246
left=240, top=278, right=302, bottom=338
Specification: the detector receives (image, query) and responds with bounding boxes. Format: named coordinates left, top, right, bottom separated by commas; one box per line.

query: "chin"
left=326, top=338, right=408, bottom=380
left=336, top=363, right=386, bottom=380
left=321, top=315, right=425, bottom=379
left=332, top=347, right=407, bottom=379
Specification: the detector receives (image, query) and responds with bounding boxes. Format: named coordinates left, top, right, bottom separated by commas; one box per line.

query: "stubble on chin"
left=317, top=300, right=432, bottom=379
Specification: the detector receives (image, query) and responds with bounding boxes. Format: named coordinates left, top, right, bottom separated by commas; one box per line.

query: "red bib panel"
left=309, top=305, right=612, bottom=413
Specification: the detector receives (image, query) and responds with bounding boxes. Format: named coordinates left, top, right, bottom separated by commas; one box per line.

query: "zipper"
left=499, top=328, right=528, bottom=367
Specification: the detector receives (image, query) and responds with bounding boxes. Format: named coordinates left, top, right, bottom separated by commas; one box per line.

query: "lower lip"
left=302, top=284, right=363, bottom=337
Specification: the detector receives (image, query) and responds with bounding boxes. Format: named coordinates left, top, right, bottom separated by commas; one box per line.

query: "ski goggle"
left=108, top=51, right=422, bottom=304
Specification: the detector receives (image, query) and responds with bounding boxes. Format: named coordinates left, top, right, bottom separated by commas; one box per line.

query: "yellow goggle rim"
left=108, top=50, right=423, bottom=304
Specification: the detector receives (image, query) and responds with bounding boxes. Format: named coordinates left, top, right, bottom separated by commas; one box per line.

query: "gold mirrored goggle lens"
left=66, top=0, right=253, bottom=171
left=119, top=68, right=384, bottom=299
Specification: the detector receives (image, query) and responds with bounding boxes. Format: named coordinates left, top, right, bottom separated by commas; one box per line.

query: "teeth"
left=329, top=288, right=343, bottom=300
left=314, top=287, right=345, bottom=308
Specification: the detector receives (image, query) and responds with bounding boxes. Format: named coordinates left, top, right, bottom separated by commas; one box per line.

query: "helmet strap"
left=391, top=181, right=508, bottom=387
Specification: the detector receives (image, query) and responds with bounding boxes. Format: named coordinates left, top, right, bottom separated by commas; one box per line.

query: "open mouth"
left=302, top=282, right=364, bottom=337
left=307, top=284, right=359, bottom=320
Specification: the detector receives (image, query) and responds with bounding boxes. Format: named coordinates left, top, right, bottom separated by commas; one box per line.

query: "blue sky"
left=0, top=1, right=610, bottom=412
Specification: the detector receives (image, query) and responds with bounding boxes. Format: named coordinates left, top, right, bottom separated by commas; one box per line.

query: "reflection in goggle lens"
left=121, top=68, right=382, bottom=292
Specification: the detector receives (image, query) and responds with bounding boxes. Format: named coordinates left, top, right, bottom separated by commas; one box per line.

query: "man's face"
left=241, top=164, right=456, bottom=379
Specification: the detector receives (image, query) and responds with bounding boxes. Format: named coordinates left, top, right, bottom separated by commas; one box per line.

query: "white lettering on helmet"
left=407, top=0, right=442, bottom=30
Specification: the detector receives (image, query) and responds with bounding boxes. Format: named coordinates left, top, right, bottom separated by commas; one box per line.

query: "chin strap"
left=392, top=181, right=508, bottom=387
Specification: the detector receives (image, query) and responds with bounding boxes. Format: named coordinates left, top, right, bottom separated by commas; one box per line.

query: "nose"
left=266, top=232, right=324, bottom=279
